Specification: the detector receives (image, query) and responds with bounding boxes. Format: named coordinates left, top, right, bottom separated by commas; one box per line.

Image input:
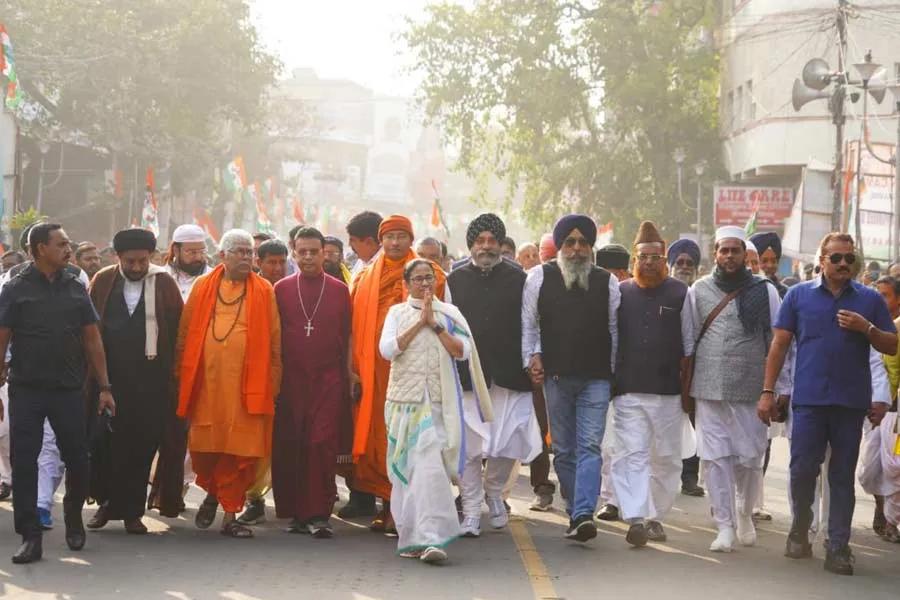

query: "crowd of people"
left=0, top=210, right=897, bottom=577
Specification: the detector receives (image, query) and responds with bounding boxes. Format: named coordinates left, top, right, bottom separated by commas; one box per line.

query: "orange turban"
left=378, top=214, right=414, bottom=240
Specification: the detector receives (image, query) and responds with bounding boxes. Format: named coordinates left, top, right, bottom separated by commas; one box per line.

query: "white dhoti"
left=859, top=413, right=900, bottom=526
left=460, top=386, right=541, bottom=518
left=387, top=399, right=461, bottom=554
left=38, top=419, right=65, bottom=511
left=0, top=385, right=11, bottom=486
left=696, top=399, right=767, bottom=530
left=610, top=394, right=685, bottom=522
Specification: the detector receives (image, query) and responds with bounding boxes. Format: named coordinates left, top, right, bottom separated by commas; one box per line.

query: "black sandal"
left=194, top=498, right=218, bottom=529
left=221, top=520, right=254, bottom=538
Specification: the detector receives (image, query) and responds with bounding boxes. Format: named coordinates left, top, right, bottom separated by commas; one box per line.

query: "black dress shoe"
left=65, top=519, right=86, bottom=551
left=595, top=503, right=619, bottom=521
left=12, top=538, right=42, bottom=564
left=785, top=535, right=813, bottom=559
left=0, top=481, right=11, bottom=501
left=681, top=483, right=706, bottom=497
left=87, top=504, right=110, bottom=529
left=824, top=546, right=854, bottom=576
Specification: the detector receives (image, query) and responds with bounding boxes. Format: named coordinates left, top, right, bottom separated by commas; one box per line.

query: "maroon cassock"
left=272, top=271, right=351, bottom=522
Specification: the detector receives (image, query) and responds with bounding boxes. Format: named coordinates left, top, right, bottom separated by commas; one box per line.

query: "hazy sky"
left=252, top=0, right=433, bottom=96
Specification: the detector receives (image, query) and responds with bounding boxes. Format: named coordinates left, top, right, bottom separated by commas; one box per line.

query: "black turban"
left=466, top=213, right=506, bottom=248
left=749, top=232, right=781, bottom=260
left=113, top=228, right=157, bottom=253
left=553, top=214, right=597, bottom=249
left=667, top=238, right=701, bottom=267
left=596, top=244, right=630, bottom=270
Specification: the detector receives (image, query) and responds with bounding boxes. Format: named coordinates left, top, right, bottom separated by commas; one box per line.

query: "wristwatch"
left=432, top=323, right=445, bottom=335
left=99, top=383, right=113, bottom=393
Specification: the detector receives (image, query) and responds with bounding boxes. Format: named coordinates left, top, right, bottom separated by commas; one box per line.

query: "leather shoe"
left=65, top=518, right=86, bottom=551
left=784, top=535, right=813, bottom=559
left=824, top=546, right=854, bottom=576
left=12, top=537, right=42, bottom=564
left=595, top=503, right=619, bottom=521
left=87, top=504, right=110, bottom=529
left=124, top=518, right=148, bottom=534
left=681, top=483, right=705, bottom=497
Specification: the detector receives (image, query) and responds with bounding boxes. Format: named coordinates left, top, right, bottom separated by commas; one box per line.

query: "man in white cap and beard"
left=147, top=224, right=211, bottom=514
left=164, top=224, right=211, bottom=302
left=686, top=226, right=789, bottom=553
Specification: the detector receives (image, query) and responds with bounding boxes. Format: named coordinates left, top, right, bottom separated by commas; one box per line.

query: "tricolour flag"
left=193, top=207, right=220, bottom=243
left=744, top=210, right=758, bottom=236
left=223, top=156, right=247, bottom=192
left=251, top=180, right=273, bottom=234
left=141, top=168, right=159, bottom=236
left=0, top=25, right=23, bottom=110
left=430, top=179, right=450, bottom=237
left=596, top=222, right=614, bottom=246
left=292, top=195, right=305, bottom=224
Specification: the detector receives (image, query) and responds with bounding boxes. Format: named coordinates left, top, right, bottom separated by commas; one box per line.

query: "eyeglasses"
left=563, top=238, right=591, bottom=248
left=828, top=253, right=856, bottom=265
left=637, top=254, right=664, bottom=263
left=226, top=248, right=254, bottom=258
left=675, top=258, right=695, bottom=267
left=181, top=248, right=207, bottom=258
left=410, top=274, right=435, bottom=285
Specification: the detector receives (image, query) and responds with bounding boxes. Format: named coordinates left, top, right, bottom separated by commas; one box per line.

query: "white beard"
left=558, top=254, right=592, bottom=291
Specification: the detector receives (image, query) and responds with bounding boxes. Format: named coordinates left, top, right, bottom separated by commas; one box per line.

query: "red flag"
left=292, top=196, right=305, bottom=224
left=193, top=207, right=220, bottom=242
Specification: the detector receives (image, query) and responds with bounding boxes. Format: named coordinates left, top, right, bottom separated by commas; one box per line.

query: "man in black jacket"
left=449, top=214, right=542, bottom=538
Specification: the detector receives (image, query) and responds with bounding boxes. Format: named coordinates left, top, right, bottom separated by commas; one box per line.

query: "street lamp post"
left=673, top=147, right=686, bottom=208
left=35, top=141, right=50, bottom=213
left=695, top=161, right=706, bottom=251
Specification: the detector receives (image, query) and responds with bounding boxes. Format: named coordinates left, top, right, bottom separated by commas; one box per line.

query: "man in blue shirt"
left=759, top=232, right=897, bottom=576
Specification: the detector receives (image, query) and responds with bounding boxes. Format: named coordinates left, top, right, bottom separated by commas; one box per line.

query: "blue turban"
left=667, top=238, right=700, bottom=266
left=553, top=214, right=597, bottom=250
left=749, top=232, right=781, bottom=259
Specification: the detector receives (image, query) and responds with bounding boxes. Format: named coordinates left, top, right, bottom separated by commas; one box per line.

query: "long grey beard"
left=558, top=255, right=592, bottom=291
left=673, top=271, right=696, bottom=286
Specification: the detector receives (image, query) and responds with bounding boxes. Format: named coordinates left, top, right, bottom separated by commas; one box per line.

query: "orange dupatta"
left=176, top=264, right=275, bottom=418
left=350, top=250, right=445, bottom=460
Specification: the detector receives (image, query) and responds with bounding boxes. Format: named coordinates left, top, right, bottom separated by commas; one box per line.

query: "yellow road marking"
left=509, top=519, right=559, bottom=600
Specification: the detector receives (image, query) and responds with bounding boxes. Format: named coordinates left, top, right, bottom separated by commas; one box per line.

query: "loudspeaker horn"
left=792, top=78, right=831, bottom=111
left=868, top=67, right=887, bottom=104
left=802, top=58, right=832, bottom=91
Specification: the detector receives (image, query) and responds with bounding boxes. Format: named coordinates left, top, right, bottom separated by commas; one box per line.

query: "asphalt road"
left=0, top=439, right=897, bottom=599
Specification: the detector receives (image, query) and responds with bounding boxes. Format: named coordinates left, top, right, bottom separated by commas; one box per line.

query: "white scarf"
left=119, top=264, right=167, bottom=359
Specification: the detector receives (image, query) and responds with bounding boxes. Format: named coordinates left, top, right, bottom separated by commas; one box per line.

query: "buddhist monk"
left=348, top=215, right=447, bottom=534
left=176, top=229, right=282, bottom=538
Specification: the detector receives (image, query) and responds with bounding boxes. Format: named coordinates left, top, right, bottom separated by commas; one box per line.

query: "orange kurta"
left=350, top=252, right=445, bottom=499
left=178, top=279, right=282, bottom=456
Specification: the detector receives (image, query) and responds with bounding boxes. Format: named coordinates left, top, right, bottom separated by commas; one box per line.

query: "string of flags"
left=0, top=24, right=23, bottom=110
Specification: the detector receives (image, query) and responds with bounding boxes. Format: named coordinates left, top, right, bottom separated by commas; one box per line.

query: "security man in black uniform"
left=0, top=223, right=116, bottom=564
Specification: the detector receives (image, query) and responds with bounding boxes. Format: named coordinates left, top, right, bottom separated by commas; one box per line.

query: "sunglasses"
left=675, top=258, right=695, bottom=267
left=827, top=253, right=856, bottom=265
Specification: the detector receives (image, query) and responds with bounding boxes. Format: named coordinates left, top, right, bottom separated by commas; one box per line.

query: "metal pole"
left=35, top=154, right=45, bottom=213
left=894, top=100, right=900, bottom=263
left=832, top=1, right=848, bottom=232
left=856, top=88, right=867, bottom=260
left=696, top=178, right=702, bottom=251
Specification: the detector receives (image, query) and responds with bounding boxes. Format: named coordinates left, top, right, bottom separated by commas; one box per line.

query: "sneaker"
left=736, top=512, right=757, bottom=547
left=824, top=545, right=854, bottom=576
left=38, top=508, right=53, bottom=531
left=460, top=516, right=481, bottom=538
left=646, top=520, right=667, bottom=542
left=420, top=546, right=448, bottom=564
left=681, top=482, right=705, bottom=497
left=529, top=493, right=553, bottom=512
left=595, top=503, right=619, bottom=521
left=486, top=497, right=509, bottom=529
left=709, top=527, right=735, bottom=553
left=307, top=518, right=334, bottom=539
left=285, top=518, right=306, bottom=534
left=752, top=508, right=773, bottom=522
left=237, top=498, right=266, bottom=525
left=564, top=515, right=597, bottom=543
left=626, top=522, right=648, bottom=547
left=0, top=481, right=11, bottom=501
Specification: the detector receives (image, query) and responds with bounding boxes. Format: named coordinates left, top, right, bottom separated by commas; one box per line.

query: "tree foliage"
left=2, top=0, right=280, bottom=191
left=404, top=0, right=722, bottom=239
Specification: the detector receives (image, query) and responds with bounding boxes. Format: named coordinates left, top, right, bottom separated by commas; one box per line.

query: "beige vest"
left=385, top=304, right=443, bottom=404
